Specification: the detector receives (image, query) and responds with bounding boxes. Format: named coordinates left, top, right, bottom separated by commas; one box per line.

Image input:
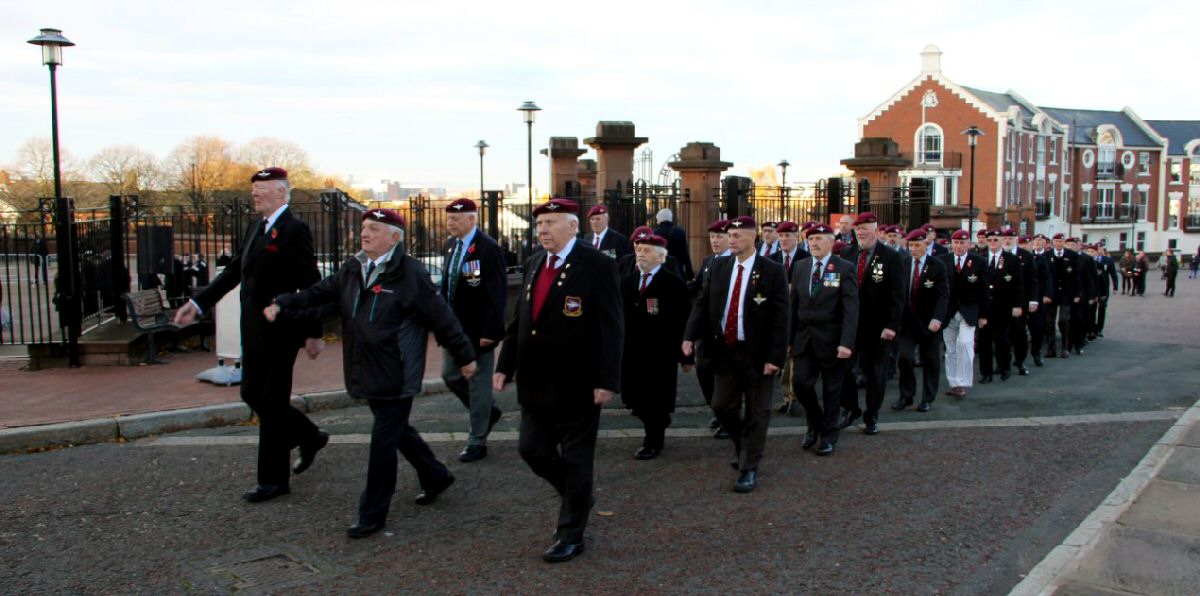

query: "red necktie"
left=956, top=257, right=962, bottom=274
left=857, top=250, right=867, bottom=285
left=531, top=255, right=558, bottom=322
left=784, top=253, right=791, bottom=272
left=723, top=264, right=744, bottom=347
left=639, top=273, right=650, bottom=293
left=594, top=234, right=600, bottom=248
left=910, top=258, right=921, bottom=312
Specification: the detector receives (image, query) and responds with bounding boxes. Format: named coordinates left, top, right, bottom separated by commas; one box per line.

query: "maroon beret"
left=707, top=219, right=730, bottom=233
left=904, top=229, right=927, bottom=242
left=922, top=223, right=936, bottom=232
left=631, top=230, right=667, bottom=247
left=1066, top=237, right=1080, bottom=243
left=532, top=198, right=579, bottom=216
left=250, top=167, right=288, bottom=182
left=985, top=228, right=1002, bottom=237
left=1019, top=235, right=1033, bottom=243
left=853, top=212, right=878, bottom=225
left=586, top=204, right=608, bottom=218
left=775, top=221, right=799, bottom=234
left=445, top=198, right=477, bottom=213
left=363, top=208, right=406, bottom=228
left=976, top=229, right=988, bottom=237
left=950, top=230, right=970, bottom=240
left=761, top=221, right=778, bottom=230
left=1034, top=234, right=1049, bottom=241
left=727, top=216, right=757, bottom=230
left=803, top=221, right=819, bottom=229
left=832, top=240, right=848, bottom=253
left=1052, top=233, right=1065, bottom=240
left=1001, top=228, right=1017, bottom=237
left=631, top=225, right=653, bottom=239
left=807, top=223, right=834, bottom=236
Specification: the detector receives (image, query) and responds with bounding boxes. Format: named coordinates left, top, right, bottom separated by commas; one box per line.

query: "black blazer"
left=769, top=246, right=810, bottom=280
left=900, top=255, right=950, bottom=336
left=194, top=207, right=322, bottom=352
left=440, top=230, right=507, bottom=353
left=840, top=242, right=905, bottom=342
left=939, top=252, right=991, bottom=326
left=581, top=228, right=632, bottom=260
left=654, top=221, right=694, bottom=281
left=685, top=254, right=789, bottom=371
left=620, top=267, right=690, bottom=410
left=1047, top=249, right=1080, bottom=304
left=496, top=242, right=623, bottom=410
left=1034, top=251, right=1054, bottom=302
left=981, top=250, right=1024, bottom=315
left=1097, top=256, right=1118, bottom=295
left=1078, top=254, right=1098, bottom=301
left=1014, top=248, right=1038, bottom=306
left=789, top=255, right=858, bottom=357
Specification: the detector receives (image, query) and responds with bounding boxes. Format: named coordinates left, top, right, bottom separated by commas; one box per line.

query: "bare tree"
left=237, top=137, right=313, bottom=176
left=163, top=136, right=237, bottom=210
left=11, top=137, right=79, bottom=200
left=89, top=144, right=162, bottom=197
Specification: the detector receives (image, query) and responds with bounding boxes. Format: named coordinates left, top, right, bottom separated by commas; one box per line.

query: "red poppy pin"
left=265, top=244, right=279, bottom=253
left=270, top=229, right=278, bottom=240
left=966, top=259, right=973, bottom=268
left=826, top=262, right=835, bottom=272
left=371, top=284, right=383, bottom=294
left=467, top=244, right=475, bottom=255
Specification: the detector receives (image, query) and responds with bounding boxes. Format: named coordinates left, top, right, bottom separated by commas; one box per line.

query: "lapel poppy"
left=371, top=284, right=383, bottom=294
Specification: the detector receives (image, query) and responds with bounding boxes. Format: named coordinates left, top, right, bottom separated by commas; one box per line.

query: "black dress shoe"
left=801, top=431, right=818, bottom=449
left=837, top=410, right=861, bottom=430
left=1033, top=355, right=1043, bottom=367
left=730, top=450, right=740, bottom=470
left=916, top=401, right=932, bottom=412
left=1019, top=365, right=1030, bottom=375
left=816, top=442, right=834, bottom=456
left=242, top=484, right=289, bottom=503
left=999, top=371, right=1011, bottom=381
left=864, top=423, right=880, bottom=435
left=634, top=446, right=659, bottom=460
left=459, top=444, right=488, bottom=463
left=414, top=474, right=455, bottom=505
left=292, top=430, right=330, bottom=474
left=891, top=399, right=912, bottom=411
left=734, top=470, right=758, bottom=493
left=979, top=375, right=993, bottom=384
left=542, top=540, right=584, bottom=563
left=1074, top=348, right=1083, bottom=356
left=346, top=521, right=385, bottom=539
left=714, top=427, right=731, bottom=440
left=1060, top=350, right=1070, bottom=359
left=487, top=407, right=503, bottom=434
left=709, top=417, right=720, bottom=429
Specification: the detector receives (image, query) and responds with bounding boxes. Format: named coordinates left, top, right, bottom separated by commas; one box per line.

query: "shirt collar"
left=594, top=228, right=607, bottom=241
left=735, top=251, right=756, bottom=269
left=548, top=238, right=576, bottom=267
left=457, top=226, right=478, bottom=248
left=264, top=203, right=289, bottom=230
left=719, top=249, right=732, bottom=257
left=641, top=263, right=662, bottom=277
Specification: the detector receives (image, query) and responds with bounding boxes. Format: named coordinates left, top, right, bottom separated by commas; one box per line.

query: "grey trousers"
left=442, top=348, right=496, bottom=446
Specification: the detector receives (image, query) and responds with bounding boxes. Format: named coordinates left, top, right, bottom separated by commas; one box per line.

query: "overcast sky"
left=3, top=0, right=1197, bottom=193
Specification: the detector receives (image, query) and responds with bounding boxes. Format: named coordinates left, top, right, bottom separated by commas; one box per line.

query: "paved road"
left=1, top=285, right=1197, bottom=593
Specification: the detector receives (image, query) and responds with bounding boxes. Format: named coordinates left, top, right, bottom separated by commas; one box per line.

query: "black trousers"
left=631, top=408, right=671, bottom=450
left=1044, top=299, right=1072, bottom=353
left=898, top=328, right=942, bottom=403
left=1069, top=302, right=1088, bottom=349
left=1095, top=296, right=1110, bottom=333
left=978, top=312, right=1011, bottom=376
left=359, top=398, right=450, bottom=524
left=1028, top=303, right=1046, bottom=357
left=1135, top=275, right=1146, bottom=295
left=792, top=348, right=848, bottom=444
left=1010, top=311, right=1029, bottom=366
left=841, top=337, right=889, bottom=425
left=1166, top=275, right=1176, bottom=296
left=712, top=343, right=775, bottom=472
left=519, top=403, right=601, bottom=544
left=240, top=348, right=320, bottom=488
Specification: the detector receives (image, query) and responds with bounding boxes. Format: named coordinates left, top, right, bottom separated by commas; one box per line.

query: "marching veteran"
left=265, top=208, right=477, bottom=540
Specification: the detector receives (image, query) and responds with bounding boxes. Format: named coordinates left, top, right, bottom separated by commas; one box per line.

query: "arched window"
left=916, top=124, right=942, bottom=165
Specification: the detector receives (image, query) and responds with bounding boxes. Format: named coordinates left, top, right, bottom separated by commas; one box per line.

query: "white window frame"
left=1082, top=149, right=1095, bottom=169
left=1170, top=159, right=1183, bottom=184
left=1120, top=151, right=1135, bottom=170
left=915, top=124, right=943, bottom=166
left=1138, top=189, right=1149, bottom=222
left=1097, top=147, right=1117, bottom=177
left=1120, top=189, right=1132, bottom=219
left=1050, top=138, right=1058, bottom=164
left=1081, top=188, right=1092, bottom=218
left=1037, top=135, right=1047, bottom=166
left=1098, top=187, right=1115, bottom=219
left=1138, top=152, right=1150, bottom=176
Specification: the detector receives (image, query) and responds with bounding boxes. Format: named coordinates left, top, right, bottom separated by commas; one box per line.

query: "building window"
left=1120, top=189, right=1132, bottom=219
left=1169, top=238, right=1178, bottom=250
left=1006, top=133, right=1013, bottom=163
left=1192, top=162, right=1200, bottom=184
left=1170, top=160, right=1182, bottom=183
left=1121, top=151, right=1135, bottom=170
left=1097, top=147, right=1117, bottom=178
left=1136, top=231, right=1145, bottom=251
left=1188, top=196, right=1200, bottom=229
left=1138, top=152, right=1151, bottom=176
left=1028, top=136, right=1035, bottom=163
left=917, top=125, right=942, bottom=165
left=1050, top=138, right=1058, bottom=164
left=1017, top=135, right=1024, bottom=163
left=1048, top=179, right=1056, bottom=215
left=1098, top=187, right=1115, bottom=219
left=1170, top=197, right=1180, bottom=228
left=1037, top=136, right=1047, bottom=166
left=1119, top=232, right=1128, bottom=251
left=1138, top=190, right=1149, bottom=221
left=1037, top=178, right=1045, bottom=201
left=1082, top=149, right=1095, bottom=169
left=1081, top=188, right=1092, bottom=218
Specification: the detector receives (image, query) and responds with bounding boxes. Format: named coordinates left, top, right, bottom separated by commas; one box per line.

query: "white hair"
left=656, top=208, right=673, bottom=223
left=652, top=245, right=667, bottom=258
left=273, top=179, right=292, bottom=203
left=565, top=213, right=579, bottom=225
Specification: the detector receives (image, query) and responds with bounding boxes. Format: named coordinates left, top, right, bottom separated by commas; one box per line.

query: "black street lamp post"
left=29, top=27, right=80, bottom=367
left=475, top=140, right=496, bottom=237
left=777, top=159, right=790, bottom=219
left=517, top=101, right=540, bottom=256
left=961, top=126, right=985, bottom=236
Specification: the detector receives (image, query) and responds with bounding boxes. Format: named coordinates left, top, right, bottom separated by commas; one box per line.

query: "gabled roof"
left=1038, top=107, right=1163, bottom=148
left=963, top=87, right=1035, bottom=128
left=1144, top=120, right=1200, bottom=155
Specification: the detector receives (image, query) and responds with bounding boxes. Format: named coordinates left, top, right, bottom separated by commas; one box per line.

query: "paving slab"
left=1069, top=524, right=1200, bottom=596
left=1117, top=479, right=1200, bottom=536
left=1180, top=423, right=1200, bottom=448
left=1156, top=445, right=1200, bottom=485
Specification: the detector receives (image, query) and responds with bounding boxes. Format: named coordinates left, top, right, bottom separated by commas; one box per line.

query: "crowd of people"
left=172, top=167, right=1190, bottom=564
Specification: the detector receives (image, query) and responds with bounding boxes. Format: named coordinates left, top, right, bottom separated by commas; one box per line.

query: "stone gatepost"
left=539, top=137, right=587, bottom=198
left=840, top=137, right=908, bottom=206
left=583, top=122, right=647, bottom=200
left=577, top=159, right=597, bottom=201
left=669, top=142, right=733, bottom=268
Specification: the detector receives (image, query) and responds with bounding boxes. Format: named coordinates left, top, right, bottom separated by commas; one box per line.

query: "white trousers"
left=943, top=312, right=976, bottom=389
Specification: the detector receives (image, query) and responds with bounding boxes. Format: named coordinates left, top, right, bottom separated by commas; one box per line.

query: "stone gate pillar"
left=577, top=159, right=597, bottom=202
left=584, top=122, right=647, bottom=199
left=669, top=142, right=733, bottom=268
left=539, top=137, right=587, bottom=198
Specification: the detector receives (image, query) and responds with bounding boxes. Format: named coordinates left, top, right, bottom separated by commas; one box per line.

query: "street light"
left=29, top=27, right=80, bottom=367
left=475, top=140, right=494, bottom=237
left=777, top=159, right=790, bottom=219
left=517, top=101, right=541, bottom=254
left=961, top=125, right=985, bottom=236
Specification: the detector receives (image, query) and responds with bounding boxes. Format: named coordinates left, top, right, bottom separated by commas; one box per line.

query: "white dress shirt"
left=721, top=252, right=756, bottom=341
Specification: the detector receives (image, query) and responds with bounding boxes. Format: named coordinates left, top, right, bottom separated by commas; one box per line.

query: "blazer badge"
left=563, top=296, right=583, bottom=317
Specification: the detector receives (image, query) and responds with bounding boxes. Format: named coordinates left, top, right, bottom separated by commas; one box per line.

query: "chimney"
left=920, top=44, right=942, bottom=75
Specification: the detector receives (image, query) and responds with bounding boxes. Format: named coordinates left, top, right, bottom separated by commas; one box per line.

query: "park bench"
left=123, top=288, right=187, bottom=365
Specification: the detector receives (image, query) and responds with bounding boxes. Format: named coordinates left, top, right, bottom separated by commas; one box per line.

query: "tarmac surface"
left=1, top=277, right=1197, bottom=593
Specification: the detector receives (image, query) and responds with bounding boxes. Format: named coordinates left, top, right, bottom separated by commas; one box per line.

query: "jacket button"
left=531, top=330, right=537, bottom=336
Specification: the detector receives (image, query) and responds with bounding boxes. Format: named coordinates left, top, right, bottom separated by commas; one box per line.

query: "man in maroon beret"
left=758, top=221, right=780, bottom=257
left=977, top=228, right=1023, bottom=383
left=1044, top=232, right=1080, bottom=358
left=620, top=232, right=690, bottom=460
left=584, top=204, right=631, bottom=260
left=440, top=198, right=509, bottom=463
left=619, top=224, right=685, bottom=280
left=175, top=166, right=330, bottom=504
left=835, top=214, right=857, bottom=245
left=769, top=220, right=809, bottom=415
left=883, top=225, right=908, bottom=257
left=690, top=219, right=733, bottom=438
left=936, top=229, right=989, bottom=398
left=684, top=215, right=788, bottom=492
left=789, top=223, right=857, bottom=455
left=837, top=211, right=905, bottom=435
left=1023, top=234, right=1052, bottom=367
left=1002, top=228, right=1039, bottom=374
left=265, top=208, right=477, bottom=538
left=893, top=229, right=949, bottom=412
left=494, top=197, right=623, bottom=562
left=925, top=225, right=949, bottom=257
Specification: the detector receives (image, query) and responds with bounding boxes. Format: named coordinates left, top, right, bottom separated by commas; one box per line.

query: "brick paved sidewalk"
left=0, top=336, right=446, bottom=429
